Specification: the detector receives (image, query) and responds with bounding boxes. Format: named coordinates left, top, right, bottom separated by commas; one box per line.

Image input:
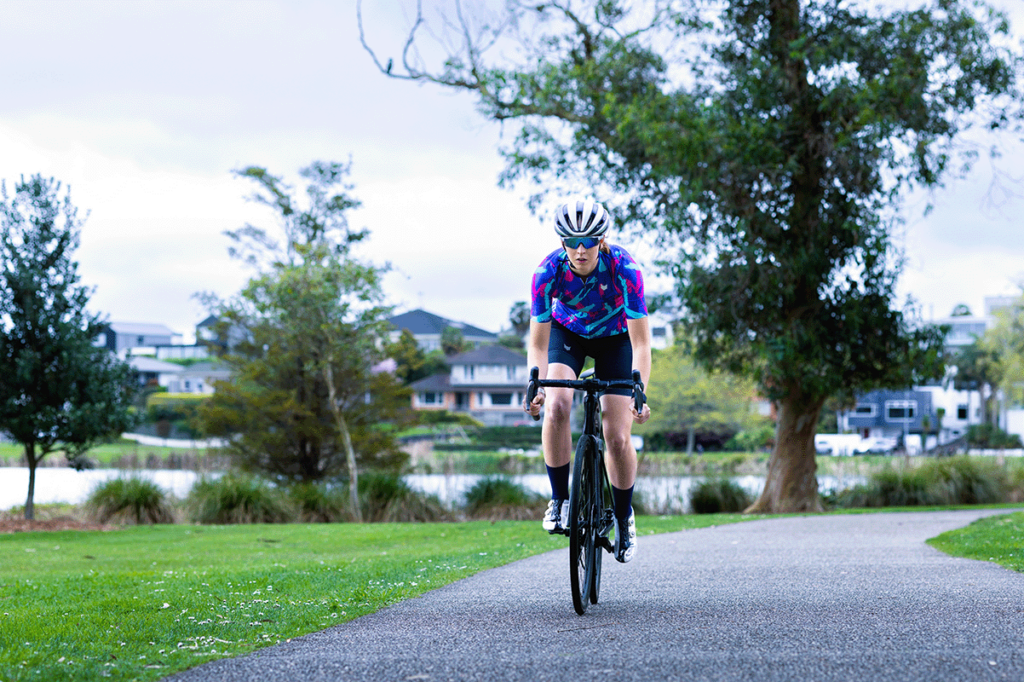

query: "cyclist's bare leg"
left=600, top=394, right=638, bottom=489
left=541, top=363, right=577, bottom=469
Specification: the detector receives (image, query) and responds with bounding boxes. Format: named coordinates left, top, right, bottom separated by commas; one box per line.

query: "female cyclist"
left=524, top=197, right=651, bottom=563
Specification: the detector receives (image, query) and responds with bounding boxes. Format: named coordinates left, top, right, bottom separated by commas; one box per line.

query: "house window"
left=507, top=366, right=516, bottom=380
left=465, top=366, right=475, bottom=380
left=853, top=404, right=876, bottom=417
left=957, top=404, right=968, bottom=420
left=885, top=400, right=917, bottom=421
left=419, top=392, right=441, bottom=405
left=490, top=393, right=513, bottom=406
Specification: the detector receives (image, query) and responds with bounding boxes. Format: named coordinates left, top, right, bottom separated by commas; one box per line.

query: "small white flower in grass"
left=160, top=603, right=170, bottom=609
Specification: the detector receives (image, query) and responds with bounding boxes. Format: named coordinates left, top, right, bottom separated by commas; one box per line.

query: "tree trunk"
left=746, top=395, right=825, bottom=514
left=324, top=364, right=362, bottom=522
left=686, top=426, right=696, bottom=455
left=24, top=443, right=37, bottom=521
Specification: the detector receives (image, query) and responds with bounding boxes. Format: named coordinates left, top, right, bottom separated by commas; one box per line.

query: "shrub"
left=289, top=482, right=350, bottom=523
left=724, top=424, right=776, bottom=453
left=186, top=474, right=295, bottom=524
left=967, top=423, right=1023, bottom=449
left=689, top=477, right=753, bottom=514
left=832, top=456, right=1009, bottom=509
left=463, top=476, right=545, bottom=520
left=358, top=472, right=448, bottom=522
left=86, top=477, right=175, bottom=524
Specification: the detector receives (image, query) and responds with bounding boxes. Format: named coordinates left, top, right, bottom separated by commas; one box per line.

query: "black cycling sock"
left=612, top=485, right=634, bottom=522
left=546, top=463, right=571, bottom=501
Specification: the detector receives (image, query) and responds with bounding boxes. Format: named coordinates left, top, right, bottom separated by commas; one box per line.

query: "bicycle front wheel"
left=569, top=436, right=598, bottom=615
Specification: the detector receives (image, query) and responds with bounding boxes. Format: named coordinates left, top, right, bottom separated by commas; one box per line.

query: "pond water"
left=0, top=468, right=863, bottom=513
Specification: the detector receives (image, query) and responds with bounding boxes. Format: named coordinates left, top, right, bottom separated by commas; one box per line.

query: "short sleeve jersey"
left=530, top=244, right=647, bottom=339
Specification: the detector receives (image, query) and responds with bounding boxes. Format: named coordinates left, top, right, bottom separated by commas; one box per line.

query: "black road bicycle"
left=525, top=366, right=645, bottom=615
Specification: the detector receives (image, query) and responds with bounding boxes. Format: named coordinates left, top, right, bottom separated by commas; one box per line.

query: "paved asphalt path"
left=167, top=510, right=1024, bottom=682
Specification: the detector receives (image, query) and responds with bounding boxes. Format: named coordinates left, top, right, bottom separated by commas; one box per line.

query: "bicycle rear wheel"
left=568, top=436, right=597, bottom=615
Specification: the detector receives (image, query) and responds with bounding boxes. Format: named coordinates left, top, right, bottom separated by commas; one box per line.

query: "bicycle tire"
left=568, top=436, right=597, bottom=615
left=590, top=455, right=609, bottom=605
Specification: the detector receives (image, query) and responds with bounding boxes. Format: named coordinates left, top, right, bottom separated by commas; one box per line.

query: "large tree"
left=985, top=291, right=1024, bottom=415
left=0, top=176, right=136, bottom=520
left=198, top=162, right=412, bottom=520
left=360, top=0, right=1020, bottom=511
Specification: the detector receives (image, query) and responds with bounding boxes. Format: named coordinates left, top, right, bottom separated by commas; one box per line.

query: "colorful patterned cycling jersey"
left=530, top=244, right=647, bottom=338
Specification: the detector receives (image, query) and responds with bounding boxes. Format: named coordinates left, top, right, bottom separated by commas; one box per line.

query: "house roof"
left=388, top=309, right=497, bottom=339
left=408, top=373, right=524, bottom=393
left=409, top=373, right=452, bottom=392
left=447, top=345, right=528, bottom=366
left=177, top=361, right=229, bottom=375
left=106, top=322, right=177, bottom=336
left=128, top=357, right=183, bottom=373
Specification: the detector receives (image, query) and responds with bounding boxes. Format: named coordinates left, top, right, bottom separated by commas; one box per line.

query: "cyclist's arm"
left=626, top=316, right=652, bottom=389
left=527, top=320, right=551, bottom=381
left=525, top=320, right=551, bottom=415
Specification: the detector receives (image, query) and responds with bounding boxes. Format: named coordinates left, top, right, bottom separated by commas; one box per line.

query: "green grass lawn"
left=0, top=515, right=752, bottom=682
left=928, top=511, right=1024, bottom=573
left=0, top=439, right=220, bottom=468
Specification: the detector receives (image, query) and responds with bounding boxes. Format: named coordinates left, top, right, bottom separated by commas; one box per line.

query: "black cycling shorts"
left=547, top=321, right=633, bottom=396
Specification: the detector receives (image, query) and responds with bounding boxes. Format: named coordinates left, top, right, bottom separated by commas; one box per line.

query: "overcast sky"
left=1, top=0, right=1021, bottom=342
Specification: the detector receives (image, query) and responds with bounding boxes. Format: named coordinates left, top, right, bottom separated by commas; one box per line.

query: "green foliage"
left=497, top=333, right=526, bottom=352
left=967, top=423, right=1023, bottom=449
left=0, top=175, right=138, bottom=519
left=509, top=301, right=530, bottom=336
left=724, top=424, right=776, bottom=452
left=357, top=471, right=448, bottom=522
left=832, top=456, right=1010, bottom=508
left=198, top=161, right=412, bottom=485
left=440, top=326, right=472, bottom=356
left=288, top=482, right=349, bottom=522
left=951, top=341, right=1003, bottom=424
left=986, top=292, right=1024, bottom=409
left=689, top=478, right=754, bottom=514
left=186, top=474, right=295, bottom=524
left=86, top=477, right=176, bottom=525
left=414, top=410, right=483, bottom=427
left=463, top=476, right=545, bottom=519
left=636, top=345, right=762, bottom=453
left=387, top=328, right=430, bottom=384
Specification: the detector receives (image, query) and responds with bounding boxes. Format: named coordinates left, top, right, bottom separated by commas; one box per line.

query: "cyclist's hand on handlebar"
left=632, top=402, right=650, bottom=424
left=524, top=386, right=545, bottom=418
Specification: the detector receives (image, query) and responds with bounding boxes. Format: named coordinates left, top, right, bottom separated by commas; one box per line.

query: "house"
left=840, top=389, right=937, bottom=453
left=97, top=322, right=178, bottom=354
left=128, top=356, right=185, bottom=390
left=127, top=356, right=229, bottom=395
left=163, top=361, right=231, bottom=395
left=409, top=345, right=530, bottom=426
left=388, top=309, right=498, bottom=351
left=931, top=296, right=1017, bottom=351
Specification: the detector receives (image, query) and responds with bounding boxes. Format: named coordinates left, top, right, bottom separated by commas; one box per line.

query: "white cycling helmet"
left=553, top=198, right=611, bottom=239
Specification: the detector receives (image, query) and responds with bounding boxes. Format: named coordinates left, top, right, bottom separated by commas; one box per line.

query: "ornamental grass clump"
left=86, top=476, right=176, bottom=524
left=689, top=477, right=753, bottom=514
left=359, top=472, right=448, bottom=522
left=289, top=481, right=350, bottom=522
left=833, top=456, right=1009, bottom=508
left=463, top=476, right=546, bottom=520
left=186, top=474, right=295, bottom=524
